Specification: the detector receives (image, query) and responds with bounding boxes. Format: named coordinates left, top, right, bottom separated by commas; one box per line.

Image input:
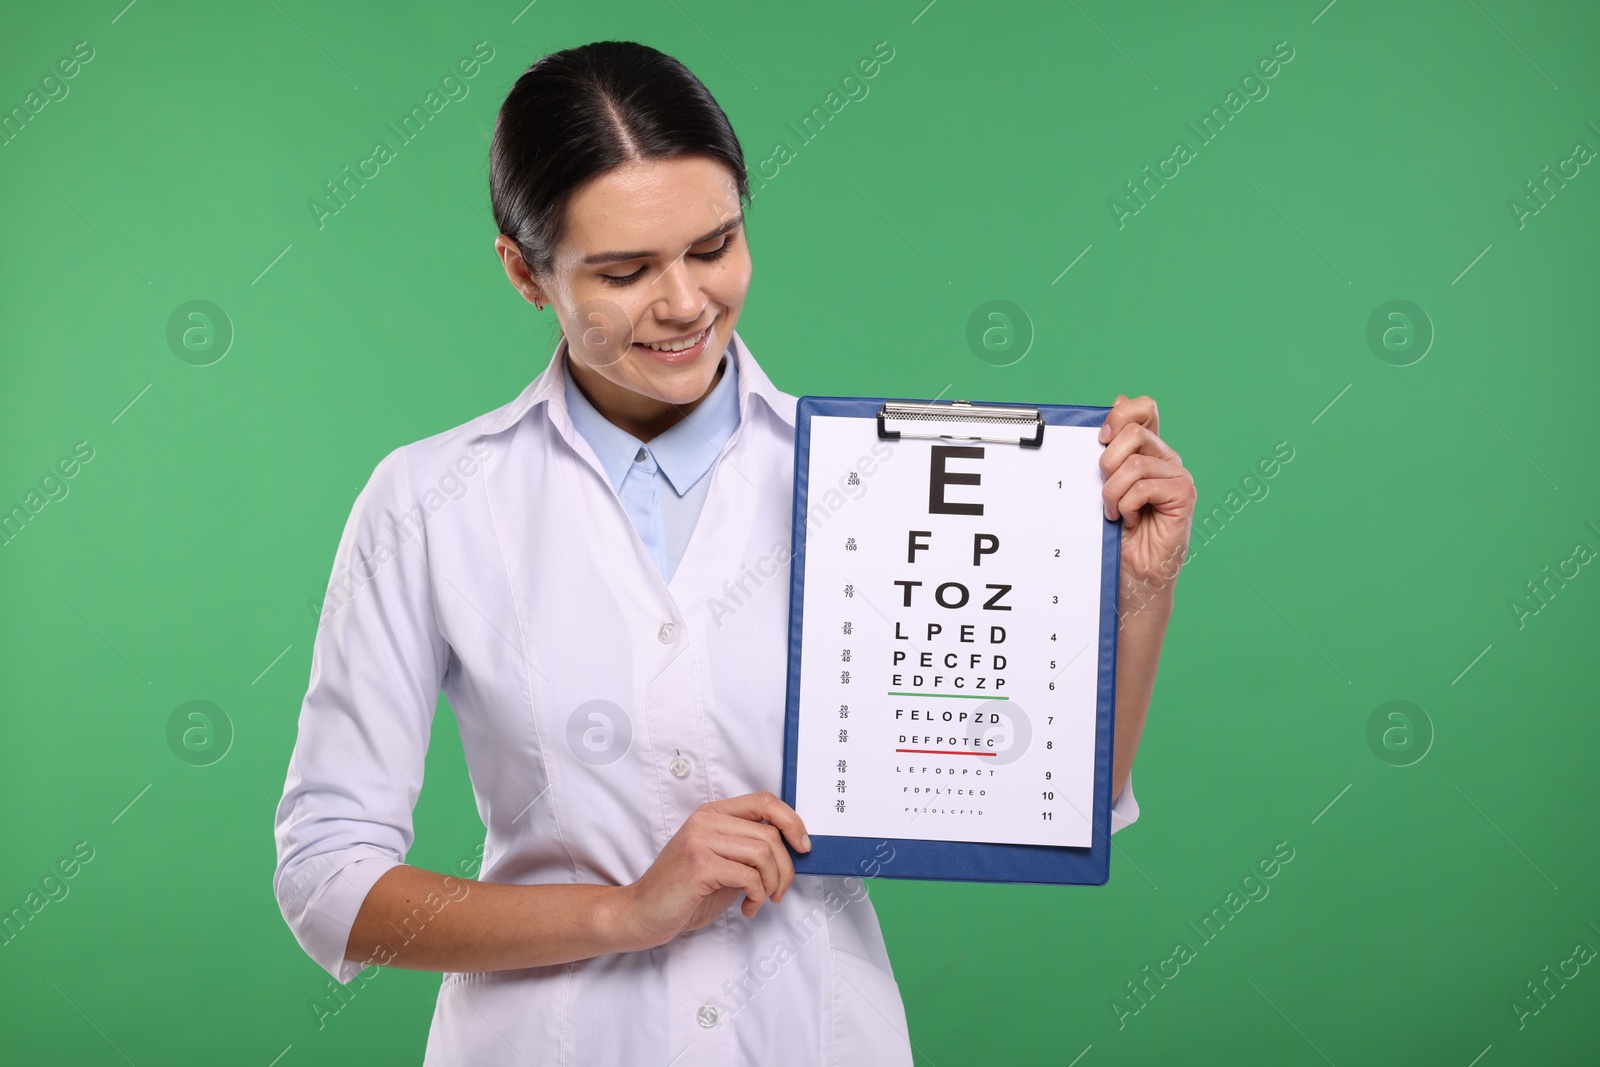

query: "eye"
left=691, top=236, right=732, bottom=261
left=598, top=233, right=738, bottom=287
left=600, top=265, right=646, bottom=286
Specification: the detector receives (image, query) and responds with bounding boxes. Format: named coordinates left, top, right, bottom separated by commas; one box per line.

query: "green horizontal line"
left=886, top=691, right=995, bottom=700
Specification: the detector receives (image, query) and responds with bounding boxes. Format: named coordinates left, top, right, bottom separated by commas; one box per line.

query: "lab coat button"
left=697, top=1003, right=719, bottom=1028
left=669, top=755, right=691, bottom=778
left=658, top=622, right=678, bottom=643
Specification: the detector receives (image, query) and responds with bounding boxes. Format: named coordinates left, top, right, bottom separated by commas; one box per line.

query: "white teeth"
left=640, top=327, right=707, bottom=352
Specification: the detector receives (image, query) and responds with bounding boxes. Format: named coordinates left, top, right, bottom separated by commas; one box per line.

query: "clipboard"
left=780, top=396, right=1121, bottom=886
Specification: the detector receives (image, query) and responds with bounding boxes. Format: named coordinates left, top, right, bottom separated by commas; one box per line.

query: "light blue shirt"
left=563, top=342, right=741, bottom=583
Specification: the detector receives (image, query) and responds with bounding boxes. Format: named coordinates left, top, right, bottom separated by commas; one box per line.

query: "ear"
left=494, top=235, right=547, bottom=305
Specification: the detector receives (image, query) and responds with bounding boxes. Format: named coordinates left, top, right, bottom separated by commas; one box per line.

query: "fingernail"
left=801, top=834, right=812, bottom=851
left=1099, top=423, right=1111, bottom=442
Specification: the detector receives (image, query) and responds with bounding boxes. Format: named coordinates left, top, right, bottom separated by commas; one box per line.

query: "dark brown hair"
left=489, top=40, right=751, bottom=279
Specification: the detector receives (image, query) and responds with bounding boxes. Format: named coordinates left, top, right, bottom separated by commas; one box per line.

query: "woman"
left=273, top=40, right=1194, bottom=1065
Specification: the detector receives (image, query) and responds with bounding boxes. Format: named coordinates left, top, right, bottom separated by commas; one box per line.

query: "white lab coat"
left=273, top=330, right=1138, bottom=1065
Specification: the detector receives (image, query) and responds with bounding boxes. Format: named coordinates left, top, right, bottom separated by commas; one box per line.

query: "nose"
left=652, top=255, right=707, bottom=326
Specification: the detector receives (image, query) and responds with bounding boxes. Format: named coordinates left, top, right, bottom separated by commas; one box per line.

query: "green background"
left=3, top=0, right=1597, bottom=1063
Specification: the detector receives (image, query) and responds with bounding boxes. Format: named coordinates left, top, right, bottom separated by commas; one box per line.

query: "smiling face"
left=496, top=155, right=751, bottom=441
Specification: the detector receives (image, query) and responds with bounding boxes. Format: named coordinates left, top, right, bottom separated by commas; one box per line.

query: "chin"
left=656, top=370, right=719, bottom=406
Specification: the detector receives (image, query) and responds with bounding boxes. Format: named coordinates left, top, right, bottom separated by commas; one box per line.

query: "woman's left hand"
left=1099, top=394, right=1196, bottom=594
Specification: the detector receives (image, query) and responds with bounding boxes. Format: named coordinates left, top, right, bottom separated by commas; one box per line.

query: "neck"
left=565, top=350, right=726, bottom=442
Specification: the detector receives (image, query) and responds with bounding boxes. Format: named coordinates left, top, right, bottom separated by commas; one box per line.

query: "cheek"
left=709, top=248, right=753, bottom=308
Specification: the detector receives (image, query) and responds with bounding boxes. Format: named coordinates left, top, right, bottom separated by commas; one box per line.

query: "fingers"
left=702, top=856, right=769, bottom=919
left=1108, top=473, right=1196, bottom=530
left=707, top=791, right=811, bottom=855
left=1095, top=396, right=1192, bottom=528
left=747, top=817, right=797, bottom=904
left=695, top=791, right=811, bottom=918
left=1098, top=393, right=1159, bottom=444
left=1101, top=454, right=1187, bottom=523
left=701, top=810, right=796, bottom=905
left=701, top=824, right=780, bottom=909
left=1098, top=420, right=1181, bottom=480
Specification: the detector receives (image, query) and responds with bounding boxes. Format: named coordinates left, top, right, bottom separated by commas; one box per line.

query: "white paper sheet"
left=792, top=414, right=1110, bottom=848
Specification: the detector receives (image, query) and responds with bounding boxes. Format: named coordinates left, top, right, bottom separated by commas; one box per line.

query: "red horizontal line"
left=894, top=748, right=996, bottom=756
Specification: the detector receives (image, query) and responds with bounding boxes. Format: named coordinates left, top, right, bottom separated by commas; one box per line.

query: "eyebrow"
left=581, top=213, right=745, bottom=266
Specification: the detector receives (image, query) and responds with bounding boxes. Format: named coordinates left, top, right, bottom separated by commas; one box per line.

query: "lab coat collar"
left=472, top=326, right=797, bottom=443
left=562, top=345, right=740, bottom=497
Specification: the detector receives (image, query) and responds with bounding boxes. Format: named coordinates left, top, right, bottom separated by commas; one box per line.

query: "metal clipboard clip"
left=876, top=399, right=1045, bottom=448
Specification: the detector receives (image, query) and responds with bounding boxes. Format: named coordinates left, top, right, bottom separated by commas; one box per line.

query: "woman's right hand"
left=613, top=791, right=811, bottom=951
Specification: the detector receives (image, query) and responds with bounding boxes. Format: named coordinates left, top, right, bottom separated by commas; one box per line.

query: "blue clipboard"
left=780, top=395, right=1121, bottom=886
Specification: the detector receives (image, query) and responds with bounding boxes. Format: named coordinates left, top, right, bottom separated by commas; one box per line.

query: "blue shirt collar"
left=562, top=338, right=742, bottom=497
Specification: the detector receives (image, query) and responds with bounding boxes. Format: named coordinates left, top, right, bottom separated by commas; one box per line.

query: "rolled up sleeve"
left=1110, top=771, right=1140, bottom=834
left=272, top=444, right=449, bottom=984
